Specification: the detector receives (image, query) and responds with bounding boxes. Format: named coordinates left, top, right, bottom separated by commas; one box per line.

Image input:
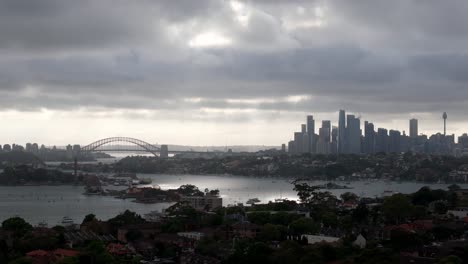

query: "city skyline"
left=2, top=1, right=468, bottom=145
left=0, top=109, right=464, bottom=147
left=287, top=110, right=468, bottom=156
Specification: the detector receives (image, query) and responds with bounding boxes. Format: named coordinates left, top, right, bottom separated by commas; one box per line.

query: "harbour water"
left=0, top=174, right=466, bottom=225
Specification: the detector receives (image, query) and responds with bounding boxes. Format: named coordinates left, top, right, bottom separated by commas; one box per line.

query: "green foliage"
left=82, top=214, right=97, bottom=224
left=289, top=217, right=319, bottom=235
left=8, top=257, right=33, bottom=264
left=341, top=192, right=358, bottom=202
left=56, top=257, right=79, bottom=264
left=354, top=248, right=398, bottom=264
left=125, top=229, right=143, bottom=242
left=107, top=210, right=145, bottom=234
left=382, top=194, right=414, bottom=223
left=387, top=229, right=423, bottom=251
left=320, top=212, right=338, bottom=228
left=177, top=184, right=204, bottom=197
left=2, top=217, right=32, bottom=237
left=0, top=166, right=74, bottom=185
left=257, top=224, right=287, bottom=242
left=412, top=187, right=449, bottom=206
left=79, top=240, right=114, bottom=264
left=437, top=255, right=462, bottom=264
left=352, top=203, right=370, bottom=223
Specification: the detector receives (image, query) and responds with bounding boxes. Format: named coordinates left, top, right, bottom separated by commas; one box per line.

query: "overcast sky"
left=1, top=0, right=467, bottom=146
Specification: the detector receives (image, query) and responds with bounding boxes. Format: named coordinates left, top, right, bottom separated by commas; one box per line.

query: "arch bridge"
left=81, top=137, right=162, bottom=157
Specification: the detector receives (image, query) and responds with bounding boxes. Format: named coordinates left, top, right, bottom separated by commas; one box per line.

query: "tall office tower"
left=331, top=126, right=338, bottom=144
left=322, top=120, right=331, bottom=142
left=459, top=134, right=468, bottom=148
left=338, top=110, right=346, bottom=154
left=346, top=115, right=361, bottom=154
left=307, top=115, right=316, bottom=153
left=288, top=140, right=296, bottom=154
left=364, top=121, right=375, bottom=154
left=409, top=119, right=418, bottom=138
left=301, top=124, right=307, bottom=133
left=376, top=128, right=388, bottom=153
left=388, top=130, right=401, bottom=153
left=294, top=132, right=304, bottom=154
left=400, top=132, right=410, bottom=152
left=443, top=112, right=448, bottom=136
left=331, top=126, right=338, bottom=154
left=317, top=127, right=330, bottom=154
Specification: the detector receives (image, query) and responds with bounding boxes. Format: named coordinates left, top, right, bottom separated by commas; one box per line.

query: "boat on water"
left=61, top=216, right=74, bottom=226
left=246, top=198, right=261, bottom=205
left=139, top=178, right=153, bottom=184
left=37, top=221, right=48, bottom=228
left=381, top=190, right=397, bottom=197
left=144, top=211, right=164, bottom=222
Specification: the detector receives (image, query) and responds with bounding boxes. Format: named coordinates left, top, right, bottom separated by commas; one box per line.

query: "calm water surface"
left=1, top=174, right=467, bottom=226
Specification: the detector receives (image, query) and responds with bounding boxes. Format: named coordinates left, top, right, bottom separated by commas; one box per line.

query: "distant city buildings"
left=410, top=119, right=418, bottom=138
left=286, top=110, right=465, bottom=156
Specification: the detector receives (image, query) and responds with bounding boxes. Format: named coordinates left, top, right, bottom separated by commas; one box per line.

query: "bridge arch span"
left=81, top=137, right=160, bottom=157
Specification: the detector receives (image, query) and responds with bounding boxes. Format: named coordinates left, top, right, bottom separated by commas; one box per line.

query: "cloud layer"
left=1, top=0, right=467, bottom=144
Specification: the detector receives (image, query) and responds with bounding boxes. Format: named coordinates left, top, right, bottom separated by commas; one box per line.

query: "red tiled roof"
left=107, top=243, right=130, bottom=255
left=53, top=249, right=79, bottom=257
left=26, top=250, right=49, bottom=257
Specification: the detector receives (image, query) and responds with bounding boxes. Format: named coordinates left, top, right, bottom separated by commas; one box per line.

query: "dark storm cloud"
left=0, top=0, right=467, bottom=119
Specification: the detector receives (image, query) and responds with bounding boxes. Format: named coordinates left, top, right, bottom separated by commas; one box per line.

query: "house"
left=107, top=243, right=132, bottom=256
left=455, top=189, right=468, bottom=199
left=180, top=195, right=222, bottom=211
left=353, top=234, right=367, bottom=249
left=117, top=223, right=161, bottom=243
left=177, top=232, right=205, bottom=241
left=52, top=249, right=79, bottom=262
left=26, top=250, right=50, bottom=264
left=180, top=252, right=220, bottom=264
left=447, top=207, right=468, bottom=219
left=299, top=234, right=340, bottom=245
left=231, top=221, right=260, bottom=239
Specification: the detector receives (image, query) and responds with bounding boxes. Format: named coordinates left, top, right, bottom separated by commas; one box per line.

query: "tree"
left=177, top=184, right=204, bottom=196
left=437, top=255, right=462, bottom=264
left=82, top=214, right=96, bottom=224
left=433, top=201, right=448, bottom=214
left=2, top=217, right=32, bottom=237
left=79, top=241, right=114, bottom=264
left=293, top=182, right=337, bottom=207
left=7, top=257, right=33, bottom=264
left=448, top=184, right=461, bottom=192
left=341, top=192, right=358, bottom=202
left=257, top=224, right=287, bottom=242
left=382, top=194, right=414, bottom=223
left=289, top=217, right=319, bottom=235
left=352, top=203, right=370, bottom=223
left=125, top=229, right=143, bottom=242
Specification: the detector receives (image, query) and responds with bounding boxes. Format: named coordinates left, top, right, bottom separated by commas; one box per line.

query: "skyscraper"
left=307, top=115, right=315, bottom=153
left=331, top=126, right=338, bottom=154
left=294, top=132, right=304, bottom=154
left=364, top=121, right=375, bottom=154
left=389, top=130, right=401, bottom=153
left=443, top=112, right=448, bottom=136
left=322, top=120, right=331, bottom=142
left=338, top=110, right=346, bottom=154
left=346, top=115, right=361, bottom=154
left=409, top=119, right=418, bottom=138
left=376, top=128, right=388, bottom=153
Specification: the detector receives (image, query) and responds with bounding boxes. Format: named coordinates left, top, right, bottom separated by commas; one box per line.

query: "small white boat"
left=61, top=216, right=74, bottom=226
